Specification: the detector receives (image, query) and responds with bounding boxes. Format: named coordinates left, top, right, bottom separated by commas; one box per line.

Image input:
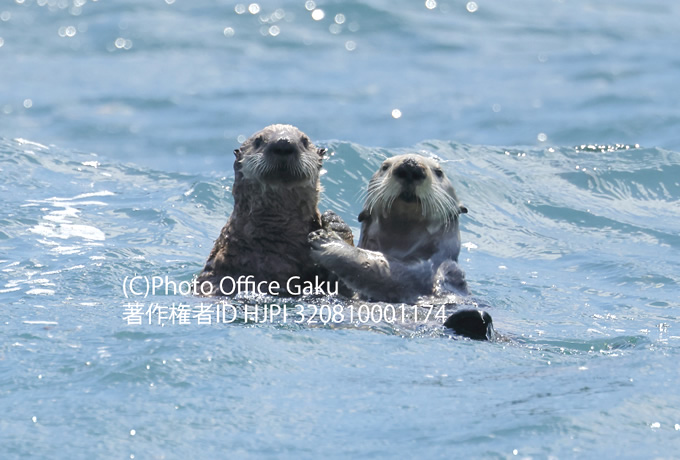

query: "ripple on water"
left=1, top=131, right=679, bottom=459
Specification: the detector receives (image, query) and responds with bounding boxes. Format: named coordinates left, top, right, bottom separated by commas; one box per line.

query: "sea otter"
left=196, top=124, right=352, bottom=296
left=309, top=153, right=494, bottom=339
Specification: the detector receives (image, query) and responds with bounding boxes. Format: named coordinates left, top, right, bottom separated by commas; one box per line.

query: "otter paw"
left=435, top=260, right=470, bottom=296
left=308, top=228, right=339, bottom=250
left=321, top=210, right=344, bottom=227
left=321, top=210, right=354, bottom=246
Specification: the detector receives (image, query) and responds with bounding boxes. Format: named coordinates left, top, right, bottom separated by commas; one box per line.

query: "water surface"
left=2, top=1, right=680, bottom=458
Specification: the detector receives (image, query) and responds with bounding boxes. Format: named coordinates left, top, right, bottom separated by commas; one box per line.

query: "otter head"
left=360, top=154, right=467, bottom=227
left=234, top=124, right=325, bottom=186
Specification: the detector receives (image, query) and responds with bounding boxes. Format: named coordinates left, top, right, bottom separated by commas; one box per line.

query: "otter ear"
left=459, top=205, right=468, bottom=214
left=233, top=149, right=243, bottom=171
left=317, top=147, right=327, bottom=158
left=358, top=210, right=370, bottom=223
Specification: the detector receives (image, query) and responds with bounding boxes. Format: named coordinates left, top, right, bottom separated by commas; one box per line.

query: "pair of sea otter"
left=196, top=124, right=494, bottom=340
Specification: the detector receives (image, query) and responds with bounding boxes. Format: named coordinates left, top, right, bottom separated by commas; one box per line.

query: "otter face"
left=235, top=124, right=325, bottom=184
left=362, top=154, right=467, bottom=224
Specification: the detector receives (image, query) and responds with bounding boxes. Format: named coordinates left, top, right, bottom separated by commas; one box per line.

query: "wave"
left=2, top=137, right=678, bottom=343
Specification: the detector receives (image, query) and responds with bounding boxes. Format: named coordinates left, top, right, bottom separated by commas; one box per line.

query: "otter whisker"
left=365, top=178, right=392, bottom=215
left=434, top=188, right=462, bottom=227
left=359, top=183, right=373, bottom=203
left=380, top=178, right=402, bottom=216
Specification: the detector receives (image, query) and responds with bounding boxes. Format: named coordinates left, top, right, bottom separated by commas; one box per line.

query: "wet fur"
left=197, top=124, right=347, bottom=295
left=309, top=154, right=469, bottom=302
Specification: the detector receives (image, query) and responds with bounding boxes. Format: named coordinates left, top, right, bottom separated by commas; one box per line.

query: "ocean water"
left=1, top=0, right=680, bottom=458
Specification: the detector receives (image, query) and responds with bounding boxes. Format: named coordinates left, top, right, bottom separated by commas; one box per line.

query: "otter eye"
left=381, top=164, right=389, bottom=172
left=301, top=136, right=310, bottom=148
left=434, top=168, right=444, bottom=178
left=253, top=136, right=264, bottom=149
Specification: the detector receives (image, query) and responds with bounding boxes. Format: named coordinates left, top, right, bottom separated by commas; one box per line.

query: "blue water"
left=2, top=0, right=680, bottom=458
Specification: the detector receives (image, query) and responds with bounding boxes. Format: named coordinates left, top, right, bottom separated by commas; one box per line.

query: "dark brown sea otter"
left=196, top=124, right=352, bottom=296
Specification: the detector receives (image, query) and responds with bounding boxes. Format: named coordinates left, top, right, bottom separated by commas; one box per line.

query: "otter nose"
left=394, top=159, right=426, bottom=183
left=266, top=137, right=297, bottom=156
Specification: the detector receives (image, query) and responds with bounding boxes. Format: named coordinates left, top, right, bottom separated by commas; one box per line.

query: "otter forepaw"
left=308, top=228, right=339, bottom=250
left=435, top=260, right=470, bottom=296
left=321, top=210, right=354, bottom=246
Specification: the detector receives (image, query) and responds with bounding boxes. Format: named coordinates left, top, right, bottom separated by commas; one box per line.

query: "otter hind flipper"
left=444, top=309, right=495, bottom=341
